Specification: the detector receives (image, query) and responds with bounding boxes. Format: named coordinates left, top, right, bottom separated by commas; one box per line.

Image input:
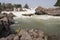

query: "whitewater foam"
left=1, top=11, right=60, bottom=20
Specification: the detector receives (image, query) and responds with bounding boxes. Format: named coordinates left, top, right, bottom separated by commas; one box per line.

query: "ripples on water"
left=11, top=15, right=60, bottom=35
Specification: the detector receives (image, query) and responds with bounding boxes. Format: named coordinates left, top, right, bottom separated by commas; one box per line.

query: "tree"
left=14, top=4, right=22, bottom=8
left=0, top=2, right=1, bottom=8
left=54, top=0, right=60, bottom=7
left=24, top=4, right=29, bottom=9
left=6, top=3, right=13, bottom=6
left=6, top=3, right=13, bottom=9
left=0, top=2, right=1, bottom=12
left=0, top=2, right=1, bottom=6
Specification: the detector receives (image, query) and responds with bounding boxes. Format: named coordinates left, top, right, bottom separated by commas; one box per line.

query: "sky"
left=0, top=0, right=57, bottom=8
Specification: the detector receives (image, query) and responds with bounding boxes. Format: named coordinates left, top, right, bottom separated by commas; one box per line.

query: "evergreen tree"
left=0, top=2, right=1, bottom=6
left=14, top=4, right=22, bottom=8
left=0, top=2, right=1, bottom=12
left=24, top=4, right=29, bottom=9
left=54, top=0, right=60, bottom=7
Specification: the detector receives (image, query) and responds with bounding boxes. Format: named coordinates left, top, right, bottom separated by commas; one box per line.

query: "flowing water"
left=2, top=11, right=60, bottom=35
left=10, top=15, right=60, bottom=35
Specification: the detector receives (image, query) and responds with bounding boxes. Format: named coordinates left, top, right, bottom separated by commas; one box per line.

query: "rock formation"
left=0, top=29, right=48, bottom=40
left=35, top=6, right=60, bottom=16
left=35, top=6, right=47, bottom=15
left=22, top=14, right=34, bottom=16
left=45, top=7, right=60, bottom=16
left=0, top=29, right=59, bottom=40
left=0, top=12, right=15, bottom=37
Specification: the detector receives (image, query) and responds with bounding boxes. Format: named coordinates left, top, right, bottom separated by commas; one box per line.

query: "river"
left=10, top=15, right=60, bottom=35
left=2, top=11, right=60, bottom=35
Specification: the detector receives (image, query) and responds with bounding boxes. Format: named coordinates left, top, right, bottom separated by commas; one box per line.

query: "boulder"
left=0, top=38, right=6, bottom=40
left=35, top=11, right=47, bottom=15
left=0, top=13, right=16, bottom=37
left=18, top=29, right=32, bottom=40
left=0, top=29, right=48, bottom=40
left=6, top=34, right=15, bottom=40
left=18, top=29, right=48, bottom=40
left=14, top=36, right=19, bottom=40
left=35, top=6, right=47, bottom=15
left=28, top=29, right=48, bottom=40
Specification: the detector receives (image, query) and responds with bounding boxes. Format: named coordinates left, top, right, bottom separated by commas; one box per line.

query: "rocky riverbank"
left=0, top=29, right=60, bottom=40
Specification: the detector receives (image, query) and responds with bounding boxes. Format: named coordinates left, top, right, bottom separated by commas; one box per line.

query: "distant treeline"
left=0, top=3, right=29, bottom=11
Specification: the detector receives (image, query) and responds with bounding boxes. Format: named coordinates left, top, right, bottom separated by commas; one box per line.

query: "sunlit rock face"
left=15, top=29, right=48, bottom=40
left=35, top=6, right=45, bottom=12
left=45, top=7, right=60, bottom=16
left=35, top=6, right=60, bottom=16
left=35, top=6, right=47, bottom=15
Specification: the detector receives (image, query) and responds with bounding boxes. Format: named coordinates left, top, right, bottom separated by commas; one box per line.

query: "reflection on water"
left=11, top=15, right=60, bottom=35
